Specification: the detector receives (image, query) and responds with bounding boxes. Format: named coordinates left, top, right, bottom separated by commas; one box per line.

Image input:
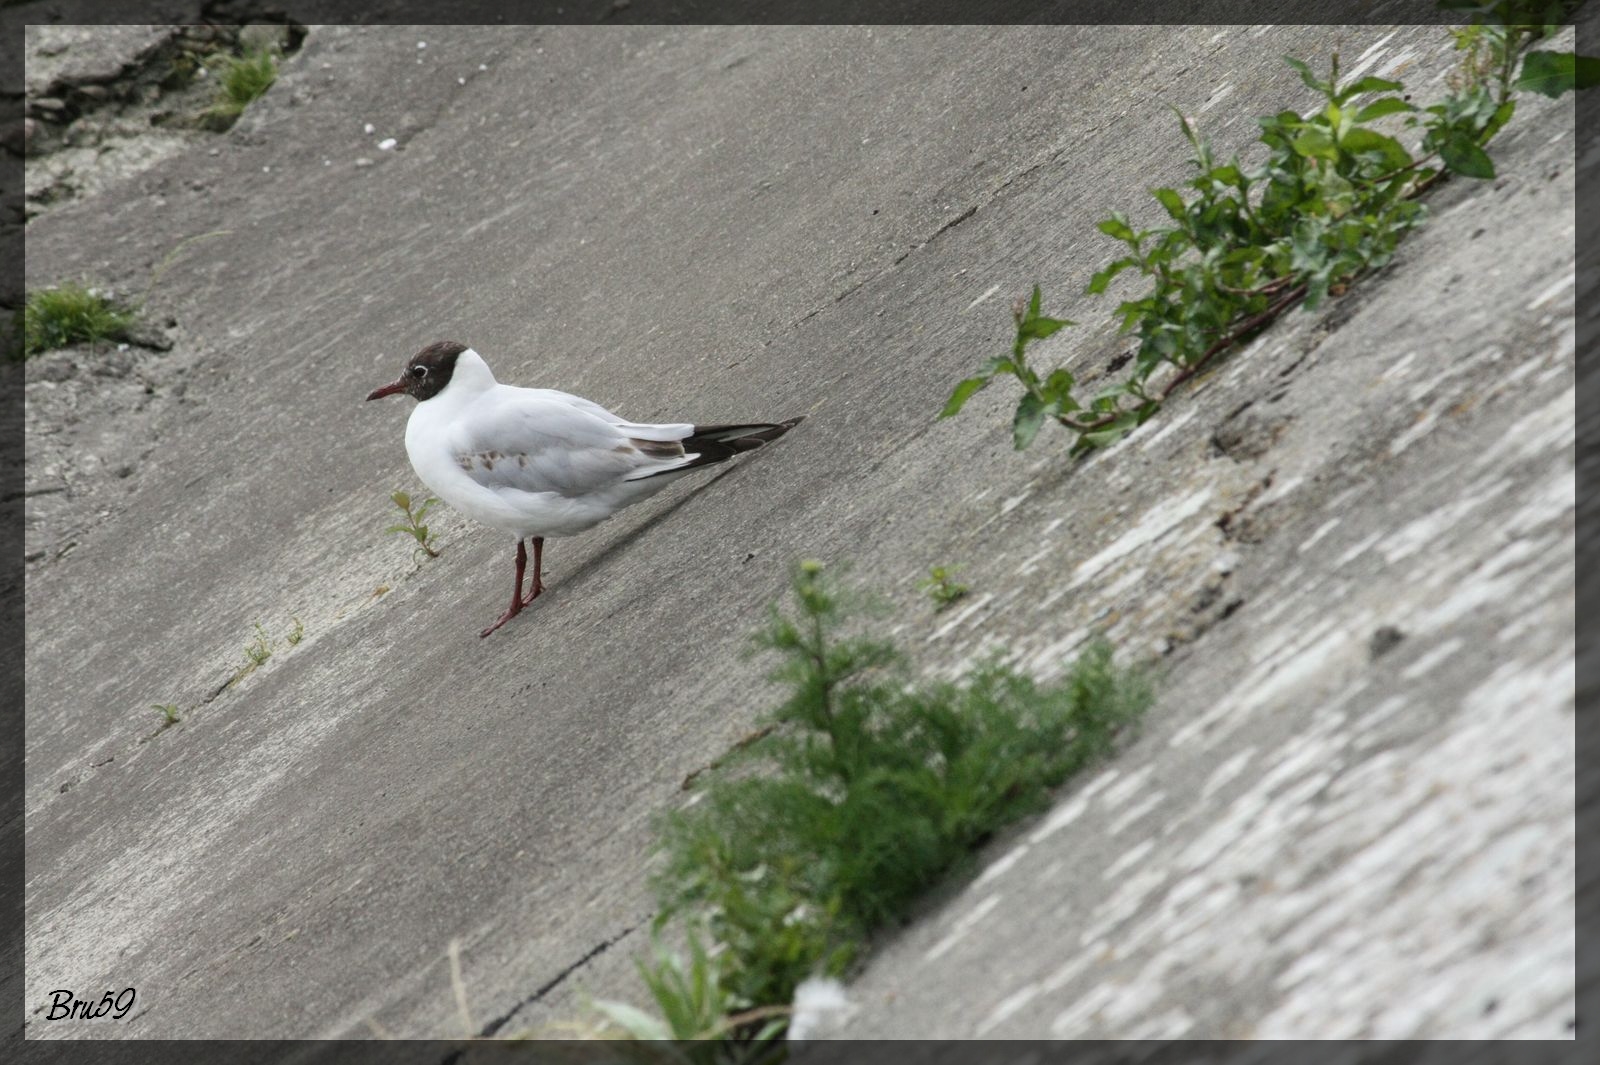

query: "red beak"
left=366, top=379, right=407, bottom=401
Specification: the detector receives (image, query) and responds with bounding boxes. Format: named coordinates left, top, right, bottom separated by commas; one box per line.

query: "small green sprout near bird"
left=919, top=564, right=970, bottom=610
left=387, top=490, right=441, bottom=560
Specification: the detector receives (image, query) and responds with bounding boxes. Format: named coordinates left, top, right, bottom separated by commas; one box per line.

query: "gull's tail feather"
left=628, top=417, right=804, bottom=481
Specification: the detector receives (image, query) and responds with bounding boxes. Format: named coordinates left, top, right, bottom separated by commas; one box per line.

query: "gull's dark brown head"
left=366, top=341, right=469, bottom=403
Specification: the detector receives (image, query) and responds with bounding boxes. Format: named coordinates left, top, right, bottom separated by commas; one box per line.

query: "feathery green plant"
left=649, top=560, right=1153, bottom=1026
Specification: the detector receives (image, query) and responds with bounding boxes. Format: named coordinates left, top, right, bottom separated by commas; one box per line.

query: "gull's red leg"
left=480, top=539, right=528, bottom=638
left=522, top=537, right=546, bottom=605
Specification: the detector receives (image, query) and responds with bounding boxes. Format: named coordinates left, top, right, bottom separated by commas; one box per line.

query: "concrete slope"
left=22, top=23, right=1575, bottom=1041
left=827, top=93, right=1580, bottom=1041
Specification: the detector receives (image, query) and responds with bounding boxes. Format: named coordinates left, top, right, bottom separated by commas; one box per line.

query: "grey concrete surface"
left=21, top=22, right=1575, bottom=1043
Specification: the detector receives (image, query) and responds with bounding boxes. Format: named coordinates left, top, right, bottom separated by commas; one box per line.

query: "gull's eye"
left=411, top=365, right=428, bottom=378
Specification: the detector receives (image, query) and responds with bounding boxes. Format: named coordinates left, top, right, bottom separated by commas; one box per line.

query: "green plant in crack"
left=21, top=231, right=232, bottom=360
left=246, top=623, right=272, bottom=666
left=230, top=622, right=274, bottom=685
left=201, top=47, right=278, bottom=126
left=648, top=560, right=1153, bottom=1032
left=941, top=286, right=1094, bottom=451
left=151, top=703, right=182, bottom=727
left=918, top=563, right=970, bottom=610
left=387, top=490, right=442, bottom=560
left=944, top=14, right=1595, bottom=455
left=586, top=924, right=788, bottom=1059
left=21, top=284, right=137, bottom=358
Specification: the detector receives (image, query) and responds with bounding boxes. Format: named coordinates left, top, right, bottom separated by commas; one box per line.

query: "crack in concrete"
left=438, top=917, right=646, bottom=1054
left=780, top=140, right=1069, bottom=342
left=892, top=201, right=981, bottom=268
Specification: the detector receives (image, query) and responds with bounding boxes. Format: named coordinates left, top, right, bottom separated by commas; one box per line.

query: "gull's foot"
left=521, top=580, right=545, bottom=607
left=480, top=602, right=523, bottom=638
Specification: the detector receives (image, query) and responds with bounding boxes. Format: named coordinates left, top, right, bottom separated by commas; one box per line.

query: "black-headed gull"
left=367, top=341, right=801, bottom=637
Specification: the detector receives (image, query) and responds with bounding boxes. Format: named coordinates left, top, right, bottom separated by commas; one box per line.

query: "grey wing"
left=527, top=388, right=694, bottom=443
left=527, top=388, right=628, bottom=424
left=451, top=392, right=692, bottom=498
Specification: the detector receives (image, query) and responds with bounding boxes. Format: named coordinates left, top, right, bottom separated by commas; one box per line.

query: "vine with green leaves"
left=943, top=7, right=1595, bottom=455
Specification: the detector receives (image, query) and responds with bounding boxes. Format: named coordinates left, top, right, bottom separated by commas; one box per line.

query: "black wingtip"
left=631, top=416, right=803, bottom=480
left=687, top=417, right=804, bottom=449
left=728, top=417, right=803, bottom=449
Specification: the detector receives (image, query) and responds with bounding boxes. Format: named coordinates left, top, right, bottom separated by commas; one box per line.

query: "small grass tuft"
left=151, top=703, right=182, bottom=726
left=245, top=623, right=273, bottom=667
left=918, top=564, right=970, bottom=610
left=230, top=622, right=275, bottom=685
left=202, top=48, right=278, bottom=124
left=20, top=232, right=233, bottom=361
left=22, top=284, right=137, bottom=358
left=286, top=617, right=304, bottom=646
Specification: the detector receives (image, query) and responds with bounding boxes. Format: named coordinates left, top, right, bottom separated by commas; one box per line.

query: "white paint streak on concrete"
left=1028, top=769, right=1118, bottom=844
left=1200, top=746, right=1257, bottom=799
left=1400, top=637, right=1465, bottom=680
left=1137, top=407, right=1197, bottom=452
left=927, top=592, right=994, bottom=641
left=1526, top=271, right=1575, bottom=310
left=976, top=983, right=1042, bottom=1034
left=1380, top=481, right=1510, bottom=563
left=1022, top=627, right=1092, bottom=679
left=1334, top=531, right=1383, bottom=567
left=1388, top=408, right=1441, bottom=456
left=1099, top=564, right=1148, bottom=603
left=924, top=893, right=1002, bottom=962
left=1198, top=84, right=1233, bottom=113
left=964, top=283, right=1002, bottom=311
left=1378, top=350, right=1418, bottom=381
left=971, top=843, right=1030, bottom=890
left=1001, top=491, right=1032, bottom=516
left=1071, top=487, right=1214, bottom=588
left=1297, top=517, right=1340, bottom=553
left=1100, top=764, right=1154, bottom=809
left=1103, top=838, right=1156, bottom=883
left=1259, top=473, right=1304, bottom=504
left=1107, top=790, right=1166, bottom=836
left=1171, top=617, right=1352, bottom=750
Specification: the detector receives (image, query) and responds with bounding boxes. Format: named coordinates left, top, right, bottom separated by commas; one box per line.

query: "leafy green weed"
left=944, top=15, right=1594, bottom=454
left=918, top=564, right=971, bottom=610
left=387, top=490, right=442, bottom=560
